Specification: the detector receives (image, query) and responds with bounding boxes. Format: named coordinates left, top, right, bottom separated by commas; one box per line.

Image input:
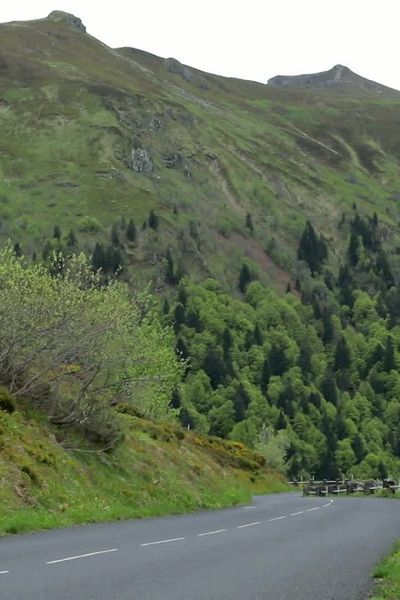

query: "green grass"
left=0, top=405, right=288, bottom=536
left=372, top=541, right=400, bottom=599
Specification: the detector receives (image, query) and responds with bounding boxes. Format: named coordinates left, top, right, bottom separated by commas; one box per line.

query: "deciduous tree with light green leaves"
left=0, top=245, right=182, bottom=446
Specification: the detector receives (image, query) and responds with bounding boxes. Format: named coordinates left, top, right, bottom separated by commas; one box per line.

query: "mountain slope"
left=1, top=12, right=400, bottom=291
left=1, top=12, right=400, bottom=483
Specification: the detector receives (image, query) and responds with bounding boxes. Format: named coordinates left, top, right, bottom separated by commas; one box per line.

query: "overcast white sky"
left=1, top=0, right=400, bottom=89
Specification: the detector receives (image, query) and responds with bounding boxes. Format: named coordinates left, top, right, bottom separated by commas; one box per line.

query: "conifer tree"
left=238, top=263, right=251, bottom=292
left=42, top=240, right=52, bottom=261
left=92, top=243, right=106, bottom=271
left=126, top=218, right=137, bottom=242
left=245, top=212, right=254, bottom=233
left=53, top=225, right=62, bottom=243
left=165, top=250, right=176, bottom=285
left=383, top=336, right=396, bottom=373
left=334, top=336, right=352, bottom=371
left=148, top=209, right=159, bottom=231
left=169, top=388, right=182, bottom=409
left=66, top=229, right=77, bottom=248
left=162, top=298, right=170, bottom=315
left=347, top=232, right=360, bottom=266
left=13, top=242, right=22, bottom=257
left=297, top=220, right=327, bottom=274
left=111, top=224, right=120, bottom=247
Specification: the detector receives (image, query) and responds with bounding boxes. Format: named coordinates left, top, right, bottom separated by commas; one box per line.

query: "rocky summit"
left=268, top=64, right=400, bottom=96
left=47, top=10, right=87, bottom=33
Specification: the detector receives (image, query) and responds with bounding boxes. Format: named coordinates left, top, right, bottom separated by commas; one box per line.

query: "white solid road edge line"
left=46, top=548, right=118, bottom=564
left=237, top=521, right=261, bottom=529
left=198, top=529, right=227, bottom=537
left=141, top=537, right=185, bottom=547
left=268, top=516, right=286, bottom=522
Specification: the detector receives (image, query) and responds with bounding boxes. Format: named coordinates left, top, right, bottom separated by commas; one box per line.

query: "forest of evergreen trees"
left=165, top=214, right=400, bottom=479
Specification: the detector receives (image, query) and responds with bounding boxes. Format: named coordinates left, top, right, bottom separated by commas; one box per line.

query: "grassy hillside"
left=1, top=13, right=400, bottom=291
left=0, top=396, right=287, bottom=535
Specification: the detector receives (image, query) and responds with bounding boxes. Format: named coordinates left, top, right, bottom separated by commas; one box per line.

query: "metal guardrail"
left=289, top=479, right=400, bottom=497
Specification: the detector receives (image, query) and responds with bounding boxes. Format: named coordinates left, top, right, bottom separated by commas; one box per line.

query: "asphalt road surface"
left=1, top=493, right=399, bottom=600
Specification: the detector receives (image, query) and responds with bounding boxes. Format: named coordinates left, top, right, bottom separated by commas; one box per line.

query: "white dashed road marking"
left=141, top=537, right=185, bottom=547
left=46, top=548, right=118, bottom=564
left=0, top=571, right=9, bottom=575
left=237, top=522, right=261, bottom=529
left=198, top=529, right=227, bottom=537
left=37, top=500, right=336, bottom=570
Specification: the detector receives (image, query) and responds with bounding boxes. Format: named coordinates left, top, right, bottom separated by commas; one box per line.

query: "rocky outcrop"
left=268, top=65, right=400, bottom=97
left=129, top=146, right=153, bottom=173
left=47, top=11, right=86, bottom=33
left=165, top=58, right=193, bottom=82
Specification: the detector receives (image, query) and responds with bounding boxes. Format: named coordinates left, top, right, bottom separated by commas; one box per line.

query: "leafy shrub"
left=78, top=215, right=102, bottom=234
left=0, top=246, right=182, bottom=448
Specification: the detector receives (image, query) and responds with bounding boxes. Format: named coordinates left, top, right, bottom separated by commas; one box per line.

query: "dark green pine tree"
left=165, top=250, right=176, bottom=285
left=162, top=298, right=170, bottom=316
left=126, top=218, right=137, bottom=242
left=173, top=303, right=186, bottom=333
left=375, top=250, right=394, bottom=288
left=245, top=212, right=254, bottom=233
left=169, top=388, right=182, bottom=410
left=338, top=264, right=354, bottom=308
left=383, top=336, right=396, bottom=373
left=347, top=232, right=360, bottom=266
left=238, top=263, right=252, bottom=292
left=334, top=336, right=352, bottom=371
left=106, top=246, right=123, bottom=273
left=66, top=229, right=77, bottom=248
left=13, top=242, right=22, bottom=257
left=42, top=240, right=52, bottom=261
left=277, top=410, right=288, bottom=430
left=297, top=220, right=328, bottom=274
left=111, top=224, right=120, bottom=247
left=175, top=337, right=189, bottom=360
left=254, top=324, right=263, bottom=346
left=260, top=358, right=271, bottom=395
left=92, top=243, right=106, bottom=271
left=268, top=344, right=288, bottom=376
left=297, top=344, right=313, bottom=379
left=203, top=346, right=227, bottom=388
left=233, top=383, right=250, bottom=422
left=321, top=371, right=339, bottom=405
left=148, top=209, right=159, bottom=231
left=177, top=283, right=188, bottom=306
left=352, top=434, right=366, bottom=463
left=53, top=225, right=62, bottom=243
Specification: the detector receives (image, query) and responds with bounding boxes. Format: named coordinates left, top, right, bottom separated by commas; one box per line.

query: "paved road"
left=1, top=493, right=399, bottom=599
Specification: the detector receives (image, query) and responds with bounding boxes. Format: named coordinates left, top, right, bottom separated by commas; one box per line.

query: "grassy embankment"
left=0, top=398, right=288, bottom=536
